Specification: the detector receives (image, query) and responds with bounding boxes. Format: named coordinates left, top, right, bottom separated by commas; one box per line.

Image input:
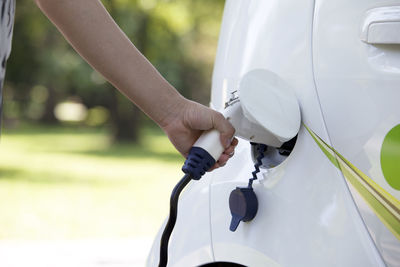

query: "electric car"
left=147, top=0, right=400, bottom=266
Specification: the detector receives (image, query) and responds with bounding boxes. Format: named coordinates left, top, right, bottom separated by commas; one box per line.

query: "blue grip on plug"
left=182, top=147, right=216, bottom=180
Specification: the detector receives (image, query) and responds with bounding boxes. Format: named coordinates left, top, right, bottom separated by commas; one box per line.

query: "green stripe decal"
left=304, top=125, right=400, bottom=241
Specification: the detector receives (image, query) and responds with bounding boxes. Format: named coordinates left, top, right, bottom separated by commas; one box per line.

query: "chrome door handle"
left=361, top=6, right=400, bottom=44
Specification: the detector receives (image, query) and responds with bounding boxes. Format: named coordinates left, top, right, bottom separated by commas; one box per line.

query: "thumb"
left=212, top=111, right=235, bottom=148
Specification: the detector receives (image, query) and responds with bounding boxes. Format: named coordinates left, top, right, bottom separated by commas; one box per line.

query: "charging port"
left=251, top=135, right=297, bottom=169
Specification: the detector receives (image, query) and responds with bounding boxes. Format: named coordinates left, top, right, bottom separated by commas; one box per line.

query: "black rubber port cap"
left=229, top=187, right=258, bottom=232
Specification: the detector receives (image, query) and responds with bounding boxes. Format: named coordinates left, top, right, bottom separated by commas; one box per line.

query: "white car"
left=147, top=0, right=400, bottom=266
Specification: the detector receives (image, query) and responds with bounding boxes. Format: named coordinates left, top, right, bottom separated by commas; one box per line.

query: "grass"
left=0, top=124, right=183, bottom=240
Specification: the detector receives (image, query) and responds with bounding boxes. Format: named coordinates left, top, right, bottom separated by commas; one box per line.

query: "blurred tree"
left=4, top=0, right=225, bottom=143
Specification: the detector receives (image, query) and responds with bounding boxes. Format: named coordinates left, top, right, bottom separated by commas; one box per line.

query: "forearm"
left=34, top=0, right=185, bottom=127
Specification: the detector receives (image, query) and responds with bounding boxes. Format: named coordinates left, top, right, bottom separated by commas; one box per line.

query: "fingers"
left=212, top=112, right=235, bottom=148
left=208, top=137, right=238, bottom=172
left=229, top=137, right=239, bottom=147
left=181, top=102, right=234, bottom=149
left=178, top=102, right=238, bottom=172
left=221, top=137, right=238, bottom=158
left=224, top=146, right=235, bottom=156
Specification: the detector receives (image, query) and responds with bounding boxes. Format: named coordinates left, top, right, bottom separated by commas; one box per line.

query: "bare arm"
left=35, top=0, right=181, bottom=127
left=34, top=0, right=237, bottom=166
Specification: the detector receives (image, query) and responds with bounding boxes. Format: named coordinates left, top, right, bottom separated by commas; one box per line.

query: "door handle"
left=361, top=6, right=400, bottom=44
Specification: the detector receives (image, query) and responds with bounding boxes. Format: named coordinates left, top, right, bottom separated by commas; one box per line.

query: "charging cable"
left=158, top=145, right=217, bottom=267
left=158, top=142, right=269, bottom=266
left=158, top=173, right=192, bottom=267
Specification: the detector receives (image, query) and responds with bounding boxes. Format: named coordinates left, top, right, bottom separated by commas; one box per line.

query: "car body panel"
left=147, top=0, right=400, bottom=266
left=210, top=129, right=383, bottom=266
left=313, top=0, right=400, bottom=265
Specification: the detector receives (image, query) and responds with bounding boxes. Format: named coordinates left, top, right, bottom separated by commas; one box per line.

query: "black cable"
left=248, top=144, right=267, bottom=188
left=159, top=173, right=192, bottom=267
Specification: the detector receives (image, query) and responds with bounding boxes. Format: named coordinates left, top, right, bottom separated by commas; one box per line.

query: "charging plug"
left=182, top=147, right=216, bottom=180
left=182, top=129, right=225, bottom=180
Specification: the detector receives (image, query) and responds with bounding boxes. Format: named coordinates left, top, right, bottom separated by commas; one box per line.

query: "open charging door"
left=226, top=69, right=301, bottom=147
left=226, top=69, right=301, bottom=231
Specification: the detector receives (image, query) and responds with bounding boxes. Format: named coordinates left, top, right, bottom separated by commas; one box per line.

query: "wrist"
left=157, top=90, right=189, bottom=129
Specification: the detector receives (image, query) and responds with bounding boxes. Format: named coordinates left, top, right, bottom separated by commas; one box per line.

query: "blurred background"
left=0, top=0, right=225, bottom=265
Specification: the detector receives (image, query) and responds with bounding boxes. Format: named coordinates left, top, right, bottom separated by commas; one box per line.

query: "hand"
left=34, top=0, right=236, bottom=167
left=162, top=99, right=238, bottom=171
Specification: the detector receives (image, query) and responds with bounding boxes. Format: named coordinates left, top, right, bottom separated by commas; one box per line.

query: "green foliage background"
left=0, top=125, right=183, bottom=239
left=0, top=0, right=225, bottom=240
left=4, top=0, right=225, bottom=142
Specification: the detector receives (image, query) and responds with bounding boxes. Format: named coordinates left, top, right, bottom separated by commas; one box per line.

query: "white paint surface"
left=0, top=238, right=152, bottom=267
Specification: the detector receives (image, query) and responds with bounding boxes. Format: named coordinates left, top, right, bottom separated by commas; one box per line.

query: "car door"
left=313, top=1, right=400, bottom=266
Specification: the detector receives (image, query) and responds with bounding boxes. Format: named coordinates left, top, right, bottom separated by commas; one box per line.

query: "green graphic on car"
left=381, top=124, right=400, bottom=191
left=305, top=125, right=400, bottom=241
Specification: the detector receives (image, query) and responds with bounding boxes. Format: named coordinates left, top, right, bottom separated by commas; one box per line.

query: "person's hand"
left=162, top=99, right=238, bottom=171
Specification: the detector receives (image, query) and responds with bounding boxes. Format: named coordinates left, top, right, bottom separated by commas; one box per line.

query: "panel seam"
left=309, top=1, right=385, bottom=265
